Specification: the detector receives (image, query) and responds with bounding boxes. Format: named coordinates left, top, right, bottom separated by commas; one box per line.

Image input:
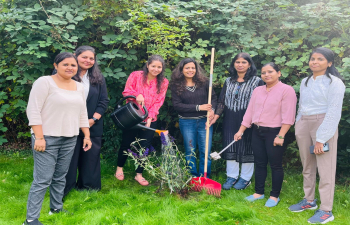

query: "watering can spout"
left=130, top=123, right=155, bottom=131
left=130, top=123, right=168, bottom=135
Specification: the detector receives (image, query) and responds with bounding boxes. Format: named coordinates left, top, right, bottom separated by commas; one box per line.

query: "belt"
left=253, top=124, right=281, bottom=131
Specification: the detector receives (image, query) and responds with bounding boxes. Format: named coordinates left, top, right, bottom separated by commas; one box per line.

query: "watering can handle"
left=115, top=95, right=149, bottom=120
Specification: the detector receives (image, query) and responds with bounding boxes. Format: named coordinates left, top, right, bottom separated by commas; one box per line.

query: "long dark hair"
left=54, top=52, right=80, bottom=76
left=228, top=52, right=257, bottom=81
left=142, top=55, right=166, bottom=94
left=170, top=58, right=208, bottom=95
left=305, top=47, right=344, bottom=86
left=72, top=46, right=103, bottom=85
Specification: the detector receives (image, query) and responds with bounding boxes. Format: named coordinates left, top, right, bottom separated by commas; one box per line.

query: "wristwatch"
left=276, top=135, right=284, bottom=139
left=92, top=117, right=98, bottom=123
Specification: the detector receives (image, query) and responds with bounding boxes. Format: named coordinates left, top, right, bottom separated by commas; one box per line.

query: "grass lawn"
left=0, top=151, right=349, bottom=225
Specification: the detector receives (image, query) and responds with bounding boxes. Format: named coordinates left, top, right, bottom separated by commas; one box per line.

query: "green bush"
left=1, top=0, right=349, bottom=173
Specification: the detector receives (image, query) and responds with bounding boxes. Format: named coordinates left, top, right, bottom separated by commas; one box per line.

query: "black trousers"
left=64, top=136, right=102, bottom=197
left=117, top=121, right=157, bottom=174
left=251, top=125, right=286, bottom=198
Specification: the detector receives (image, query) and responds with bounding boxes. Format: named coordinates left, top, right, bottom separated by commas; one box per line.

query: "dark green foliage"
left=1, top=0, right=349, bottom=173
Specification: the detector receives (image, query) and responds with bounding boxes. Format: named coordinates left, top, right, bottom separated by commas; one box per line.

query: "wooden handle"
left=204, top=48, right=215, bottom=177
left=210, top=48, right=214, bottom=76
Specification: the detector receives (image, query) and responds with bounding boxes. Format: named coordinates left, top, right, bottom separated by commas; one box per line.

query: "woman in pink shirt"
left=114, top=55, right=169, bottom=186
left=234, top=62, right=297, bottom=207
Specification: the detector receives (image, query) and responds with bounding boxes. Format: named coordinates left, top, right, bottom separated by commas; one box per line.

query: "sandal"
left=135, top=176, right=149, bottom=186
left=114, top=172, right=124, bottom=181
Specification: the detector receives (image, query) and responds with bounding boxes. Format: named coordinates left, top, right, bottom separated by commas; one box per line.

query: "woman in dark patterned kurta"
left=210, top=53, right=264, bottom=190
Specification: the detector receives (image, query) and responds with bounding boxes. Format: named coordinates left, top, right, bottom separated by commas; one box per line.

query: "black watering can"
left=110, top=95, right=167, bottom=135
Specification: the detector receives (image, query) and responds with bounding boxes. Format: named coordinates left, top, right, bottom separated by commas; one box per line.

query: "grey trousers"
left=26, top=135, right=77, bottom=220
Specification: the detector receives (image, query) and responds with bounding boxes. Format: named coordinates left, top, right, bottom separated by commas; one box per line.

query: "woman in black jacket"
left=64, top=46, right=109, bottom=196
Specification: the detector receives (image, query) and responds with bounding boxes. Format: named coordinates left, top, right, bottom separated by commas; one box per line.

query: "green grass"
left=0, top=151, right=349, bottom=225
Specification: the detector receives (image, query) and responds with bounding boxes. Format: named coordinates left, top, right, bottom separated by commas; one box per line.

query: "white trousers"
left=226, top=160, right=254, bottom=181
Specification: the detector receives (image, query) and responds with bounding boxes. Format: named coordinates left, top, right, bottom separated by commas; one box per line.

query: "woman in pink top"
left=114, top=55, right=169, bottom=186
left=234, top=62, right=297, bottom=207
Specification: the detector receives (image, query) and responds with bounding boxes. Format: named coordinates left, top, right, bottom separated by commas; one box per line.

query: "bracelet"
left=35, top=137, right=45, bottom=140
left=84, top=137, right=91, bottom=140
left=276, top=135, right=284, bottom=139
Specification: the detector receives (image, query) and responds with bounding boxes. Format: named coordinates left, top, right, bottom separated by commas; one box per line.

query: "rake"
left=190, top=48, right=221, bottom=197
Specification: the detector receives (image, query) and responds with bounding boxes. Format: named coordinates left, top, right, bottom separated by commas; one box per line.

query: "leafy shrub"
left=0, top=0, right=349, bottom=173
left=126, top=134, right=191, bottom=194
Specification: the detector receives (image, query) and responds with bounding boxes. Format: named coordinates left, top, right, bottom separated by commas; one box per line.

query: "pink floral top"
left=122, top=71, right=169, bottom=122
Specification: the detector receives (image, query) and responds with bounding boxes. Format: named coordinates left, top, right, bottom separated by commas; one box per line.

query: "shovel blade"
left=210, top=152, right=221, bottom=160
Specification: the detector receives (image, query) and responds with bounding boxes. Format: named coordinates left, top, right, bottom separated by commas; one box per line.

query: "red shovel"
left=190, top=48, right=222, bottom=197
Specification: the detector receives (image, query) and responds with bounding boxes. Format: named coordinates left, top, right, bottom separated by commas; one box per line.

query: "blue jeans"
left=179, top=118, right=213, bottom=178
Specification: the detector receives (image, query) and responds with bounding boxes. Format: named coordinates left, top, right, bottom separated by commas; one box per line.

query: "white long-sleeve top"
left=26, top=76, right=89, bottom=137
left=81, top=71, right=90, bottom=99
left=296, top=74, right=345, bottom=143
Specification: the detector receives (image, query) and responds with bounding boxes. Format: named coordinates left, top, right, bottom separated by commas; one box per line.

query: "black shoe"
left=49, top=208, right=72, bottom=215
left=22, top=219, right=43, bottom=225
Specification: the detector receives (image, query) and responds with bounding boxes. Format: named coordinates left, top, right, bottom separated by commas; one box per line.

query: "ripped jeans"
left=179, top=118, right=213, bottom=178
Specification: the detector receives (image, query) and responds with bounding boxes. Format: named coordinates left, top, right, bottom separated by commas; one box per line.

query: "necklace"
left=232, top=81, right=244, bottom=101
left=186, top=84, right=197, bottom=92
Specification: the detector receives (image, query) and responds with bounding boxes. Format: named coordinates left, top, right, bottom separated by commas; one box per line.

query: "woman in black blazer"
left=64, top=46, right=109, bottom=196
